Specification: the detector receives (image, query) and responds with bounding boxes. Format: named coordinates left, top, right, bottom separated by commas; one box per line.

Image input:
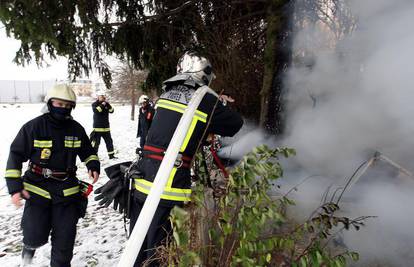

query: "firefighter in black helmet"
left=95, top=51, right=243, bottom=266
left=4, top=84, right=100, bottom=267
left=91, top=91, right=117, bottom=159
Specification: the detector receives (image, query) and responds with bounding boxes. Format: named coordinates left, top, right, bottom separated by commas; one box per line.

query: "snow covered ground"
left=0, top=103, right=139, bottom=266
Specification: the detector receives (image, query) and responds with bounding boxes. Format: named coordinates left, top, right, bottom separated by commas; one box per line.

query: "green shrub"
left=162, top=145, right=363, bottom=267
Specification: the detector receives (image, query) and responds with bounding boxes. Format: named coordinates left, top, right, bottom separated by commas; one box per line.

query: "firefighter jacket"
left=134, top=83, right=243, bottom=206
left=137, top=105, right=155, bottom=142
left=4, top=113, right=100, bottom=204
left=92, top=100, right=114, bottom=132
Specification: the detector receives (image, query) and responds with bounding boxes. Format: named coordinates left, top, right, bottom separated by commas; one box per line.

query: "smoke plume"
left=281, top=0, right=414, bottom=265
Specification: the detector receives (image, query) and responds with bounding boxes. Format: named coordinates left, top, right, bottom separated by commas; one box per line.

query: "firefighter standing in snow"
left=95, top=52, right=243, bottom=266
left=91, top=93, right=116, bottom=159
left=137, top=94, right=155, bottom=149
left=4, top=84, right=100, bottom=267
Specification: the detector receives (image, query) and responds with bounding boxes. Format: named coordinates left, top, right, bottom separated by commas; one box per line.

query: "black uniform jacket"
left=4, top=113, right=100, bottom=204
left=92, top=100, right=114, bottom=130
left=134, top=83, right=243, bottom=207
left=137, top=105, right=155, bottom=138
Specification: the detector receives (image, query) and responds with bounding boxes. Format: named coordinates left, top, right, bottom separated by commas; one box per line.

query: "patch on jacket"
left=161, top=86, right=195, bottom=105
left=64, top=136, right=79, bottom=141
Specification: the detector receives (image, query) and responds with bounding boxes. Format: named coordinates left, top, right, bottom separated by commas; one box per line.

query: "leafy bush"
left=160, top=145, right=363, bottom=267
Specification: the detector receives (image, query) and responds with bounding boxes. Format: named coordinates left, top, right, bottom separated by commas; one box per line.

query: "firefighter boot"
left=21, top=246, right=36, bottom=266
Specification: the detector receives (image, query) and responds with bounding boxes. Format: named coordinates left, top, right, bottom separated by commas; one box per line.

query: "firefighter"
left=91, top=92, right=116, bottom=159
left=95, top=51, right=243, bottom=266
left=4, top=84, right=100, bottom=267
left=137, top=94, right=155, bottom=149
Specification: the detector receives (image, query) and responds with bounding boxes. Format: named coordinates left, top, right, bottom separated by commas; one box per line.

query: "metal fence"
left=0, top=80, right=57, bottom=103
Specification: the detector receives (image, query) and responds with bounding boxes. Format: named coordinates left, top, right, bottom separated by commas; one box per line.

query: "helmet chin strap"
left=203, top=72, right=216, bottom=87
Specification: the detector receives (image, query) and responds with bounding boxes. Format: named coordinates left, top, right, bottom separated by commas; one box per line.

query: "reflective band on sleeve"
left=96, top=106, right=103, bottom=112
left=64, top=140, right=81, bottom=148
left=109, top=108, right=114, bottom=112
left=5, top=169, right=21, bottom=178
left=63, top=186, right=80, bottom=196
left=85, top=155, right=99, bottom=164
left=94, top=128, right=111, bottom=132
left=33, top=140, right=53, bottom=148
left=23, top=182, right=51, bottom=199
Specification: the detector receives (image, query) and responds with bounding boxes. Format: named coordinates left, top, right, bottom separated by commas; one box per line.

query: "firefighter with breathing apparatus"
left=95, top=51, right=243, bottom=266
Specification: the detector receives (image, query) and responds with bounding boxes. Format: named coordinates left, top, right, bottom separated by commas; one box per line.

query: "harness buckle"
left=42, top=168, right=53, bottom=178
left=174, top=154, right=183, bottom=168
left=42, top=168, right=68, bottom=181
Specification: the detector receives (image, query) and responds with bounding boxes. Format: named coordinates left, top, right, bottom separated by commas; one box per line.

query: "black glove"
left=113, top=187, right=128, bottom=215
left=94, top=161, right=133, bottom=213
left=94, top=178, right=124, bottom=208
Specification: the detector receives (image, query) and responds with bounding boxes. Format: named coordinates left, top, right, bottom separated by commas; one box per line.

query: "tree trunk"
left=259, top=0, right=293, bottom=133
left=131, top=87, right=136, bottom=121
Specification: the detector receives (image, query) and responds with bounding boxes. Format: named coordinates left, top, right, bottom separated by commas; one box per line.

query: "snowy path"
left=0, top=103, right=139, bottom=266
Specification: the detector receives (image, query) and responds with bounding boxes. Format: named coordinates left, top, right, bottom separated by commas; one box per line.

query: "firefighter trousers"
left=92, top=131, right=115, bottom=156
left=130, top=197, right=173, bottom=267
left=21, top=200, right=80, bottom=267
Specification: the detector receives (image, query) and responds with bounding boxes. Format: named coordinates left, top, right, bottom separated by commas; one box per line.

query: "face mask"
left=49, top=106, right=72, bottom=120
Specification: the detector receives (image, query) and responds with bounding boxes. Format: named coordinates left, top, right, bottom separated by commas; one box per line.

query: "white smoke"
left=218, top=122, right=269, bottom=160
left=281, top=0, right=414, bottom=265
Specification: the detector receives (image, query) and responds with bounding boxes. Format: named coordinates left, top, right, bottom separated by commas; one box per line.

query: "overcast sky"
left=0, top=22, right=71, bottom=81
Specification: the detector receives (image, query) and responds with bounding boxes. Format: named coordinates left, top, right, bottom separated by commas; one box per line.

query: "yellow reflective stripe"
left=108, top=150, right=115, bottom=155
left=63, top=186, right=80, bottom=196
left=180, top=118, right=198, bottom=152
left=134, top=183, right=191, bottom=202
left=64, top=140, right=81, bottom=148
left=156, top=102, right=185, bottom=114
left=109, top=108, right=114, bottom=112
left=157, top=99, right=186, bottom=109
left=5, top=169, right=21, bottom=178
left=135, top=178, right=152, bottom=187
left=96, top=106, right=103, bottom=112
left=85, top=155, right=99, bottom=164
left=155, top=103, right=207, bottom=122
left=167, top=187, right=192, bottom=194
left=23, top=182, right=51, bottom=199
left=94, top=128, right=110, bottom=132
left=156, top=99, right=207, bottom=152
left=134, top=178, right=191, bottom=202
left=156, top=99, right=207, bottom=122
left=156, top=104, right=207, bottom=121
left=33, top=140, right=53, bottom=148
left=166, top=167, right=177, bottom=188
